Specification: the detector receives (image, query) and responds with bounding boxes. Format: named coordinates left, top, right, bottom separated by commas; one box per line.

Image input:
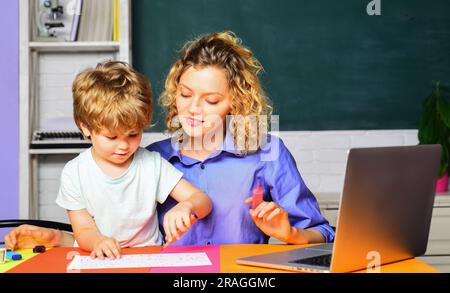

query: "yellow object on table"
left=0, top=249, right=38, bottom=273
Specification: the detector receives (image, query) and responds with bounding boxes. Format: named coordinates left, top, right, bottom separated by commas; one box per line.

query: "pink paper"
left=149, top=245, right=220, bottom=273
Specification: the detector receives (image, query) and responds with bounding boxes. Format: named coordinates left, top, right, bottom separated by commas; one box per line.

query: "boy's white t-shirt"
left=56, top=147, right=183, bottom=247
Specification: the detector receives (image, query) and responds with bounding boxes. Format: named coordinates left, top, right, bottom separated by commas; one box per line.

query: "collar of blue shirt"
left=162, top=130, right=242, bottom=165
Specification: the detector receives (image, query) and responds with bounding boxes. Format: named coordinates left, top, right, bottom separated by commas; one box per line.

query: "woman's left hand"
left=245, top=197, right=293, bottom=242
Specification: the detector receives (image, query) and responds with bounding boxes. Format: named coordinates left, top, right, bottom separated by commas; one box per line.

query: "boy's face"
left=81, top=125, right=142, bottom=167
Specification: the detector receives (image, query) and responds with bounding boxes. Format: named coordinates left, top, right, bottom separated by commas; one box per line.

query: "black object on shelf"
left=30, top=131, right=91, bottom=149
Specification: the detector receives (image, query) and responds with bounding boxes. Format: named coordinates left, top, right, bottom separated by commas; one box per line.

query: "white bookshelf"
left=19, top=0, right=132, bottom=219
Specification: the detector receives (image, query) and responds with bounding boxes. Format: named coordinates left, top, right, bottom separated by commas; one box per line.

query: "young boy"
left=55, top=61, right=211, bottom=259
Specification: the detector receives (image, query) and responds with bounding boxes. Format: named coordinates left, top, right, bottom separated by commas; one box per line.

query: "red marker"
left=252, top=183, right=264, bottom=209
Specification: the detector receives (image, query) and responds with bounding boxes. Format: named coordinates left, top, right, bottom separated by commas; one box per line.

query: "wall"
left=0, top=1, right=19, bottom=238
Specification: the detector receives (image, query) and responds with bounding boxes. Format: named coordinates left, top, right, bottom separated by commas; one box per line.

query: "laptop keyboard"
left=289, top=254, right=332, bottom=267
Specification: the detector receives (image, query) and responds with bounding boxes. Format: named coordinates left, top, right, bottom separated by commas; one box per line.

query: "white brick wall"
left=279, top=130, right=419, bottom=193
left=37, top=130, right=419, bottom=223
left=38, top=154, right=77, bottom=223
left=38, top=52, right=115, bottom=129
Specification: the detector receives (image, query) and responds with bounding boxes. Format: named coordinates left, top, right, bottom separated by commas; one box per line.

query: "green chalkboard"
left=133, top=0, right=450, bottom=131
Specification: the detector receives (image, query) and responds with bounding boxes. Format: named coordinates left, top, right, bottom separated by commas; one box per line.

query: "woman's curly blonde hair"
left=160, top=31, right=272, bottom=154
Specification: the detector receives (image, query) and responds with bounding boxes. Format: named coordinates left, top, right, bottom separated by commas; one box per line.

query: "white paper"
left=67, top=253, right=212, bottom=270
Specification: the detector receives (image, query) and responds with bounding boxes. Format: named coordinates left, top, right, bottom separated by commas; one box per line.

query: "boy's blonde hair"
left=161, top=31, right=272, bottom=153
left=73, top=61, right=152, bottom=135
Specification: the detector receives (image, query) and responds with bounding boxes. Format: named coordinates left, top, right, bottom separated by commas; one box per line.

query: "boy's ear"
left=79, top=123, right=91, bottom=139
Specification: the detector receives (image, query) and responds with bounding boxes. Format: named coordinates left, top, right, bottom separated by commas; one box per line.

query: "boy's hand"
left=163, top=202, right=197, bottom=247
left=91, top=236, right=121, bottom=260
left=245, top=197, right=292, bottom=242
left=4, top=224, right=62, bottom=250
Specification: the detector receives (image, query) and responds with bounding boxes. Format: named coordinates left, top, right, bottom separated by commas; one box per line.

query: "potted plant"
left=418, top=81, right=450, bottom=192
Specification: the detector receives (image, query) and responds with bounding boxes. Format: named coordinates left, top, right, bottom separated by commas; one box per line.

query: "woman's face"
left=176, top=66, right=232, bottom=142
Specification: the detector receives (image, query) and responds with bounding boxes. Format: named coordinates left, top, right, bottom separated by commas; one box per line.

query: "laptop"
left=236, top=144, right=441, bottom=273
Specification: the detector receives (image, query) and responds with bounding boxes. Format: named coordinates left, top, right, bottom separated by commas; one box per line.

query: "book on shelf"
left=69, top=0, right=83, bottom=41
left=113, top=0, right=119, bottom=41
left=77, top=0, right=113, bottom=42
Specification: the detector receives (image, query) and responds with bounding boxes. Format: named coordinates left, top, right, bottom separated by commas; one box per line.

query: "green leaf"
left=439, top=140, right=449, bottom=176
left=437, top=87, right=450, bottom=129
left=419, top=81, right=450, bottom=175
left=418, top=94, right=439, bottom=144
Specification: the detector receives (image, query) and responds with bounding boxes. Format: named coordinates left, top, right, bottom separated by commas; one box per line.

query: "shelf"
left=29, top=41, right=120, bottom=53
left=29, top=148, right=88, bottom=155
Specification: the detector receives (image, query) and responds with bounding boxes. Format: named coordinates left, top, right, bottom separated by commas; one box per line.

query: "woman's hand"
left=4, top=224, right=63, bottom=250
left=245, top=197, right=294, bottom=243
left=91, top=236, right=121, bottom=260
left=163, top=202, right=197, bottom=247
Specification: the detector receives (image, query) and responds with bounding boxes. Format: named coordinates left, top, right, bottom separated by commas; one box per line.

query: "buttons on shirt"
left=200, top=164, right=205, bottom=169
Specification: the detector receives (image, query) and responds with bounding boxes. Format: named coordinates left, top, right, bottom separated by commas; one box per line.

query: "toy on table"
left=33, top=245, right=46, bottom=253
left=6, top=251, right=22, bottom=261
